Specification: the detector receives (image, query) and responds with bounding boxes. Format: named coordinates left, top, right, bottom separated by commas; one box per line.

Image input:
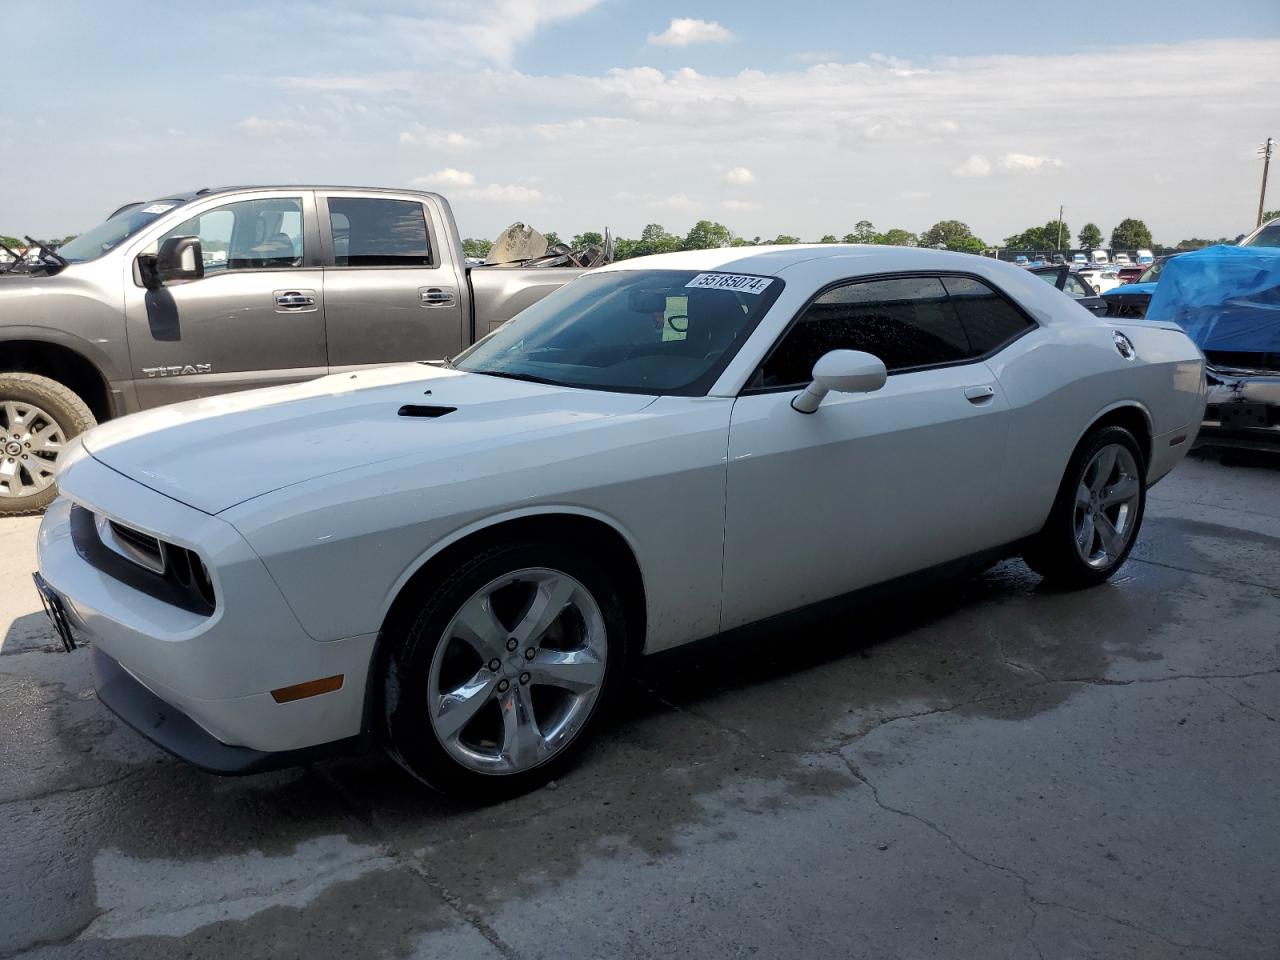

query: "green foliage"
left=920, top=220, right=984, bottom=252
left=819, top=234, right=839, bottom=244
left=571, top=231, right=604, bottom=249
left=879, top=228, right=918, bottom=247
left=1263, top=210, right=1280, bottom=223
left=461, top=237, right=492, bottom=259
left=1110, top=218, right=1152, bottom=250
left=683, top=220, right=733, bottom=250
left=1004, top=220, right=1070, bottom=251
left=1078, top=223, right=1103, bottom=250
left=542, top=231, right=562, bottom=248
left=770, top=235, right=801, bottom=245
left=0, top=235, right=20, bottom=250
left=1174, top=237, right=1235, bottom=251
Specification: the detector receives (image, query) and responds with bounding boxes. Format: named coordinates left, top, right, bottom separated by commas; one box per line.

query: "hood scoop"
left=397, top=404, right=456, bottom=419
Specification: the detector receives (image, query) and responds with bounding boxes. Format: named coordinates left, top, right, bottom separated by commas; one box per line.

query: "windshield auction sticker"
left=141, top=203, right=177, bottom=215
left=685, top=273, right=774, bottom=295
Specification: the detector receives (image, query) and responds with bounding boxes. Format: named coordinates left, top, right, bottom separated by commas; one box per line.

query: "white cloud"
left=456, top=183, right=544, bottom=202
left=722, top=199, right=762, bottom=211
left=998, top=152, right=1064, bottom=171
left=648, top=18, right=734, bottom=47
left=411, top=168, right=476, bottom=187
left=399, top=125, right=476, bottom=150
left=649, top=193, right=701, bottom=210
left=237, top=116, right=320, bottom=138
left=900, top=191, right=931, bottom=199
left=725, top=166, right=755, bottom=186
left=929, top=120, right=960, bottom=133
left=954, top=155, right=993, bottom=178
left=797, top=49, right=839, bottom=64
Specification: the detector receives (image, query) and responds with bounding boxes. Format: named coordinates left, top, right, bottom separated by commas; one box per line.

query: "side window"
left=327, top=198, right=431, bottom=267
left=757, top=276, right=967, bottom=388
left=1063, top=275, right=1091, bottom=298
left=160, top=198, right=303, bottom=273
left=940, top=276, right=1034, bottom=353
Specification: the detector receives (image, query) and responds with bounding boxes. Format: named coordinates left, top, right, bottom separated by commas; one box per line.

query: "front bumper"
left=1200, top=367, right=1280, bottom=450
left=91, top=646, right=361, bottom=774
left=36, top=450, right=379, bottom=763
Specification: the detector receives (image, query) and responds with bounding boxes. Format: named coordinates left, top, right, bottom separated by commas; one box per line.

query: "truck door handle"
left=964, top=384, right=996, bottom=404
left=419, top=287, right=456, bottom=307
left=274, top=291, right=316, bottom=309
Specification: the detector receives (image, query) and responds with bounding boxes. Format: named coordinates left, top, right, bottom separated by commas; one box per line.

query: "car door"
left=123, top=192, right=327, bottom=407
left=318, top=192, right=466, bottom=370
left=721, top=274, right=1030, bottom=631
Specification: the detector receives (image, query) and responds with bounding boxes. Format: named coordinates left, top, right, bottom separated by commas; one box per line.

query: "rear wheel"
left=383, top=541, right=627, bottom=800
left=0, top=373, right=96, bottom=517
left=1023, top=425, right=1146, bottom=588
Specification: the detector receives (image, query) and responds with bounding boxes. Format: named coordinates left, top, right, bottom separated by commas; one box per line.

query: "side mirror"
left=791, top=349, right=887, bottom=414
left=148, top=235, right=204, bottom=288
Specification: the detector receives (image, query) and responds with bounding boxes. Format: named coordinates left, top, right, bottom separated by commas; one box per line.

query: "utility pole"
left=1056, top=205, right=1064, bottom=250
left=1260, top=137, right=1275, bottom=228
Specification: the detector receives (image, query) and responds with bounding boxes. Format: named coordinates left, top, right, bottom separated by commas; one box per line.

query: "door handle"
left=419, top=287, right=456, bottom=307
left=274, top=291, right=316, bottom=309
left=964, top=384, right=996, bottom=404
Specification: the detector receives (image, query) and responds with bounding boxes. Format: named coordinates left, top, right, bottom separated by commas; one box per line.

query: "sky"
left=3, top=0, right=1279, bottom=247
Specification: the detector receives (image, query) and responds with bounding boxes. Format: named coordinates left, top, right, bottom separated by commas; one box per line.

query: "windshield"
left=1136, top=259, right=1169, bottom=283
left=1242, top=221, right=1280, bottom=248
left=454, top=269, right=784, bottom=395
left=57, top=199, right=188, bottom=263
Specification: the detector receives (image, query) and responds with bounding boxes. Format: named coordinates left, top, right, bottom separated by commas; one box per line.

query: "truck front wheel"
left=0, top=373, right=96, bottom=516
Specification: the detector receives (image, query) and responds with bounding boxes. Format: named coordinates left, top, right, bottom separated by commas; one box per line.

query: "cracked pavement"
left=1, top=450, right=1277, bottom=959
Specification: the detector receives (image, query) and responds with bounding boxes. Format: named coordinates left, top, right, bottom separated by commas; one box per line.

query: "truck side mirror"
left=149, top=236, right=204, bottom=288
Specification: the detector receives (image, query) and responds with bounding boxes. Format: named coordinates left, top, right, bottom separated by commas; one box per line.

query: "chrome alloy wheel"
left=427, top=568, right=607, bottom=775
left=0, top=400, right=65, bottom=500
left=1073, top=443, right=1141, bottom=569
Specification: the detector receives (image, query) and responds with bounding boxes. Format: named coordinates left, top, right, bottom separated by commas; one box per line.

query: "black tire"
left=1023, top=425, right=1147, bottom=589
left=0, top=373, right=96, bottom=517
left=382, top=540, right=629, bottom=801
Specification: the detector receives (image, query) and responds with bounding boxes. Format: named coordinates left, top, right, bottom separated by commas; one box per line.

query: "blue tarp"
left=1145, top=244, right=1280, bottom=352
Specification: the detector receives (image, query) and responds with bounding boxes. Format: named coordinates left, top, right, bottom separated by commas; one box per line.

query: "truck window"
left=159, top=198, right=304, bottom=273
left=328, top=198, right=432, bottom=267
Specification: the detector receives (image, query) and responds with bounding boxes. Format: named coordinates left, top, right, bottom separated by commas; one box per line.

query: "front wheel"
left=382, top=541, right=628, bottom=800
left=1023, top=425, right=1146, bottom=589
left=0, top=373, right=96, bottom=517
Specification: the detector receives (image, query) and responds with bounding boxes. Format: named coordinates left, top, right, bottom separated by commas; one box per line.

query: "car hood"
left=82, top=364, right=657, bottom=514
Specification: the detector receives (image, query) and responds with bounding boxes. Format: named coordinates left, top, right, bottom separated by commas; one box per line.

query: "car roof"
left=593, top=244, right=1001, bottom=277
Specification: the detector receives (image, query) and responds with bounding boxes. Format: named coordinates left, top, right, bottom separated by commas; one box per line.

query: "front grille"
left=70, top=505, right=216, bottom=616
left=106, top=520, right=165, bottom=573
left=1205, top=351, right=1280, bottom=374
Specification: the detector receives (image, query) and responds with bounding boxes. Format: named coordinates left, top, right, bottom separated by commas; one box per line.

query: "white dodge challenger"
left=34, top=246, right=1206, bottom=799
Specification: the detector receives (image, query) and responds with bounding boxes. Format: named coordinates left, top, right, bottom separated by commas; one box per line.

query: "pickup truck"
left=0, top=186, right=586, bottom=515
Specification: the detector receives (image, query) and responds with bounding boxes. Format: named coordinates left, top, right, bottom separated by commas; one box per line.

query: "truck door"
left=317, top=193, right=467, bottom=370
left=122, top=191, right=327, bottom=407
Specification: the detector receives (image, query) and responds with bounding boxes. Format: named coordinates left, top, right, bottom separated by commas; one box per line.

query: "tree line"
left=464, top=212, right=1275, bottom=263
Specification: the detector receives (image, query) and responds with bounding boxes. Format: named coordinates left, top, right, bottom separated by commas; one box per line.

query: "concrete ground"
left=1, top=449, right=1277, bottom=959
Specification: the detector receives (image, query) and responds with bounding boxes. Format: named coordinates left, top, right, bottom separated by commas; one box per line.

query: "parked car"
left=1072, top=253, right=1088, bottom=266
left=1145, top=244, right=1280, bottom=449
left=0, top=186, right=591, bottom=516
left=1078, top=267, right=1124, bottom=294
left=1051, top=253, right=1066, bottom=265
left=1240, top=217, right=1280, bottom=248
left=1029, top=264, right=1108, bottom=315
left=1090, top=249, right=1110, bottom=265
left=1014, top=255, right=1030, bottom=267
left=1102, top=256, right=1178, bottom=319
left=1136, top=249, right=1155, bottom=266
left=1114, top=253, right=1131, bottom=266
left=1115, top=265, right=1146, bottom=284
left=35, top=245, right=1206, bottom=799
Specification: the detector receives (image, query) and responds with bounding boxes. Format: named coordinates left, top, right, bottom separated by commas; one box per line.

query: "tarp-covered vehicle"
left=1146, top=245, right=1280, bottom=448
